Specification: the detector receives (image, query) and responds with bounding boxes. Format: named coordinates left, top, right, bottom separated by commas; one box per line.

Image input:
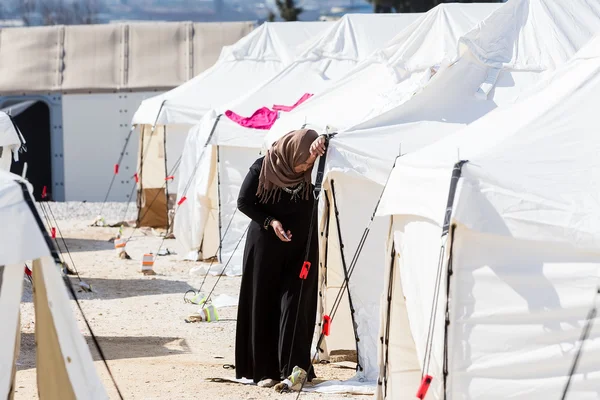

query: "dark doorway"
left=8, top=101, right=52, bottom=201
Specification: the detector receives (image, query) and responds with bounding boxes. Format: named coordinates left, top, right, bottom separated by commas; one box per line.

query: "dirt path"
left=15, top=219, right=359, bottom=400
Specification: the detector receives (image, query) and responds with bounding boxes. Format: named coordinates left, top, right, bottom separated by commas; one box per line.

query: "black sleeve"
left=237, top=158, right=271, bottom=227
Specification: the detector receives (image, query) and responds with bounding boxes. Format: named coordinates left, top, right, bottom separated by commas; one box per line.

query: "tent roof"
left=459, top=0, right=600, bottom=70
left=0, top=21, right=254, bottom=95
left=378, top=34, right=600, bottom=251
left=264, top=2, right=501, bottom=146
left=210, top=13, right=422, bottom=147
left=0, top=111, right=21, bottom=148
left=0, top=170, right=49, bottom=265
left=132, top=21, right=331, bottom=126
left=349, top=0, right=600, bottom=132
left=317, top=0, right=600, bottom=189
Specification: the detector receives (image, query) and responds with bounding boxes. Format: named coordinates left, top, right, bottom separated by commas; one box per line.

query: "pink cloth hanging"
left=225, top=107, right=278, bottom=130
left=272, top=93, right=313, bottom=112
left=224, top=93, right=315, bottom=130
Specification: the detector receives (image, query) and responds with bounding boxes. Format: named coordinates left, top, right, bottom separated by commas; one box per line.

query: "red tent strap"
left=134, top=173, right=139, bottom=183
left=41, top=186, right=47, bottom=199
left=177, top=196, right=187, bottom=206
left=114, top=164, right=119, bottom=174
left=416, top=375, right=433, bottom=399
left=299, top=261, right=311, bottom=280
left=51, top=227, right=56, bottom=239
left=322, top=315, right=331, bottom=336
left=165, top=175, right=174, bottom=181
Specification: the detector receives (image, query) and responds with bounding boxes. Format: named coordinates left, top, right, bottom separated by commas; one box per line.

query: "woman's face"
left=294, top=153, right=317, bottom=173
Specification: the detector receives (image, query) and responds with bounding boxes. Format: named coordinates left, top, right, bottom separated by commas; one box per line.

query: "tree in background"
left=275, top=0, right=302, bottom=21
left=369, top=0, right=502, bottom=13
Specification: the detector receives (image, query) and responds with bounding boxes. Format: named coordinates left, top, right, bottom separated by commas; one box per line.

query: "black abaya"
left=235, top=157, right=318, bottom=383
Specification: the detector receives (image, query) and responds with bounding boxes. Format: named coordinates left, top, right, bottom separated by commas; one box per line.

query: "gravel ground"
left=15, top=203, right=362, bottom=400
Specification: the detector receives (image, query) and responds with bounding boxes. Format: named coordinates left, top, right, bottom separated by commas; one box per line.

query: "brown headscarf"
left=257, top=129, right=319, bottom=203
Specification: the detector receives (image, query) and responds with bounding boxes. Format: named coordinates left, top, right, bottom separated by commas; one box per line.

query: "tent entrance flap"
left=138, top=188, right=168, bottom=228
left=6, top=100, right=51, bottom=201
left=137, top=124, right=169, bottom=228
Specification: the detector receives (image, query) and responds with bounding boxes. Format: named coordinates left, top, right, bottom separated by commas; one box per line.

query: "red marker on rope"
left=165, top=175, right=174, bottom=181
left=322, top=315, right=331, bottom=336
left=114, top=164, right=119, bottom=174
left=51, top=227, right=56, bottom=239
left=299, top=261, right=311, bottom=279
left=134, top=173, right=139, bottom=183
left=416, top=375, right=433, bottom=399
left=24, top=265, right=32, bottom=277
left=41, top=186, right=47, bottom=199
left=177, top=196, right=187, bottom=206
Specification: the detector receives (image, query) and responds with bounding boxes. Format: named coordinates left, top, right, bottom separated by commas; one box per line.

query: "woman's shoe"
left=257, top=378, right=280, bottom=388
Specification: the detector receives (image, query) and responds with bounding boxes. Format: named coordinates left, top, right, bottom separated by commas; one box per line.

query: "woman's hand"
left=270, top=219, right=292, bottom=242
left=310, top=136, right=326, bottom=157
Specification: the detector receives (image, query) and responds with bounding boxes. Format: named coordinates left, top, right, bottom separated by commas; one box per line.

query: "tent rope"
left=380, top=246, right=395, bottom=397
left=41, top=201, right=85, bottom=282
left=124, top=156, right=181, bottom=243
left=420, top=160, right=468, bottom=397
left=202, top=226, right=249, bottom=306
left=285, top=132, right=335, bottom=378
left=560, top=285, right=600, bottom=400
left=98, top=126, right=135, bottom=218
left=16, top=180, right=125, bottom=399
left=293, top=148, right=403, bottom=399
left=188, top=207, right=240, bottom=302
left=329, top=180, right=362, bottom=372
left=443, top=224, right=457, bottom=398
left=147, top=115, right=225, bottom=275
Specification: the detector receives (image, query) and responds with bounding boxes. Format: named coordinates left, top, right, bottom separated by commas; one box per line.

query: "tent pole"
left=163, top=125, right=170, bottom=231
left=381, top=246, right=395, bottom=398
left=216, top=145, right=223, bottom=261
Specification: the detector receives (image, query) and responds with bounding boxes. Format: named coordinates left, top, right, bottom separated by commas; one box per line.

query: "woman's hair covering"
left=257, top=129, right=319, bottom=203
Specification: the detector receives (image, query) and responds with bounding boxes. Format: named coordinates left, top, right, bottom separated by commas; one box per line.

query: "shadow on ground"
left=67, top=277, right=196, bottom=300
left=56, top=237, right=115, bottom=253
left=17, top=333, right=190, bottom=370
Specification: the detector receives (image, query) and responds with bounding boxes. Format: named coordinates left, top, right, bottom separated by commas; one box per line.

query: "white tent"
left=259, top=0, right=600, bottom=393
left=263, top=3, right=501, bottom=147
left=0, top=169, right=107, bottom=399
left=303, top=3, right=506, bottom=385
left=0, top=111, right=24, bottom=171
left=174, top=13, right=422, bottom=268
left=376, top=32, right=600, bottom=400
left=132, top=21, right=331, bottom=127
left=131, top=22, right=331, bottom=227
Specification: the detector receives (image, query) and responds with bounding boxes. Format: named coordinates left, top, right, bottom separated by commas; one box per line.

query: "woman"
left=235, top=129, right=326, bottom=387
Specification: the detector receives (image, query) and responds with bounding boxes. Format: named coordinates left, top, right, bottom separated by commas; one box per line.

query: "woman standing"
left=235, top=129, right=326, bottom=387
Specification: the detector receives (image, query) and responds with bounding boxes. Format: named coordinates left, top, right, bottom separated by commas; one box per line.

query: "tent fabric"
left=132, top=22, right=330, bottom=228
left=174, top=13, right=423, bottom=376
left=225, top=107, right=278, bottom=130
left=176, top=12, right=423, bottom=264
left=375, top=13, right=600, bottom=400
left=132, top=22, right=331, bottom=126
left=0, top=111, right=23, bottom=171
left=249, top=0, right=600, bottom=395
left=377, top=32, right=600, bottom=249
left=264, top=3, right=502, bottom=147
left=0, top=170, right=108, bottom=399
left=0, top=22, right=254, bottom=94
